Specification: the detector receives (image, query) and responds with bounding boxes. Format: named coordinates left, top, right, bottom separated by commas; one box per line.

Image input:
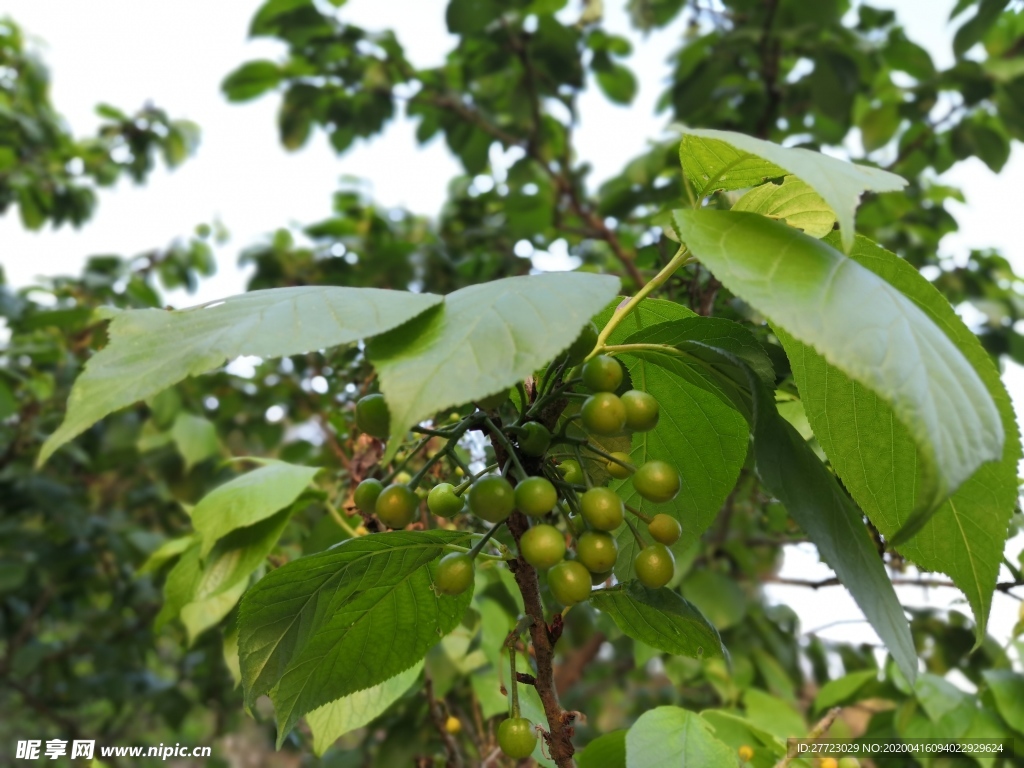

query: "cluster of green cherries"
left=348, top=326, right=684, bottom=760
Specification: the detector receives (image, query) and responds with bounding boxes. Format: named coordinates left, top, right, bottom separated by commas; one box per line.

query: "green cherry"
left=632, top=460, right=681, bottom=503
left=635, top=543, right=675, bottom=589
left=581, top=392, right=626, bottom=436
left=520, top=524, right=566, bottom=570
left=559, top=459, right=584, bottom=486
left=580, top=487, right=624, bottom=531
left=435, top=552, right=474, bottom=595
left=621, top=389, right=659, bottom=432
left=576, top=530, right=619, bottom=573
left=605, top=451, right=634, bottom=480
left=581, top=354, right=623, bottom=393
left=648, top=513, right=682, bottom=545
left=468, top=475, right=515, bottom=523
left=548, top=560, right=592, bottom=605
left=353, top=478, right=383, bottom=515
left=355, top=393, right=390, bottom=439
left=515, top=476, right=558, bottom=517
left=427, top=483, right=464, bottom=518
left=375, top=484, right=418, bottom=528
left=498, top=717, right=537, bottom=759
left=518, top=421, right=552, bottom=457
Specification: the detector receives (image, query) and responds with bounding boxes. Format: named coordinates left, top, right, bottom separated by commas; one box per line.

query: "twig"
left=425, top=676, right=464, bottom=768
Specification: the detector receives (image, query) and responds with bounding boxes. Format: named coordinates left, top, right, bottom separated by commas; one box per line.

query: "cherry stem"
left=624, top=503, right=653, bottom=524
left=572, top=444, right=592, bottom=490
left=485, top=416, right=528, bottom=481
left=468, top=522, right=504, bottom=559
left=623, top=515, right=647, bottom=547
left=592, top=244, right=691, bottom=356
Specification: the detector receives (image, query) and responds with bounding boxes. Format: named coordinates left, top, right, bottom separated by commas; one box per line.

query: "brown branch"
left=554, top=631, right=605, bottom=695
left=764, top=574, right=1024, bottom=597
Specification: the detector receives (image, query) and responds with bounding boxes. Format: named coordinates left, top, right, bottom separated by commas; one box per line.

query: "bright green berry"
left=520, top=524, right=566, bottom=570
left=635, top=543, right=675, bottom=589
left=498, top=717, right=537, bottom=759
left=427, top=483, right=464, bottom=518
left=515, top=476, right=558, bottom=517
left=518, top=421, right=551, bottom=457
left=837, top=758, right=861, bottom=768
left=605, top=451, right=633, bottom=479
left=633, top=460, right=680, bottom=503
left=576, top=530, right=618, bottom=573
left=355, top=394, right=390, bottom=439
left=581, top=392, right=626, bottom=436
left=559, top=459, right=583, bottom=486
left=468, top=475, right=515, bottom=523
left=580, top=487, right=624, bottom=531
left=648, top=513, right=682, bottom=545
left=375, top=484, right=418, bottom=528
left=581, top=354, right=623, bottom=392
left=621, top=389, right=659, bottom=432
left=353, top=478, right=383, bottom=515
left=435, top=552, right=474, bottom=595
left=548, top=560, right=592, bottom=605
left=565, top=322, right=599, bottom=365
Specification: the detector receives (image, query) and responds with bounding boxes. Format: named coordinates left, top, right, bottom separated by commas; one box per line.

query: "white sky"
left=0, top=0, right=1021, bottom=656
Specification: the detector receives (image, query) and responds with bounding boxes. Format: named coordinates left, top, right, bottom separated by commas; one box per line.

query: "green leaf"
left=953, top=0, right=1010, bottom=57
left=39, top=286, right=441, bottom=465
left=192, top=461, right=319, bottom=556
left=778, top=234, right=1020, bottom=638
left=625, top=707, right=738, bottom=767
left=732, top=176, right=836, bottom=237
left=221, top=60, right=282, bottom=102
left=982, top=670, right=1024, bottom=733
left=673, top=210, right=1003, bottom=519
left=680, top=570, right=747, bottom=630
left=306, top=662, right=423, bottom=756
left=742, top=689, right=806, bottom=739
left=137, top=534, right=195, bottom=576
left=594, top=301, right=748, bottom=579
left=677, top=127, right=906, bottom=251
left=748, top=378, right=918, bottom=684
left=814, top=669, right=878, bottom=711
left=236, top=530, right=473, bottom=743
left=699, top=711, right=787, bottom=759
left=445, top=0, right=501, bottom=34
left=596, top=64, right=638, bottom=105
left=577, top=730, right=627, bottom=768
left=369, top=273, right=619, bottom=463
left=157, top=509, right=294, bottom=644
left=590, top=582, right=724, bottom=659
left=170, top=413, right=220, bottom=472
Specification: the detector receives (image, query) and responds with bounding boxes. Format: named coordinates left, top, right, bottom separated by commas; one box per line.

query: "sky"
left=0, top=1, right=1021, bottom=654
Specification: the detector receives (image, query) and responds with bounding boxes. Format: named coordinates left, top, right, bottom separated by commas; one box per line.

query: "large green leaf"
left=170, top=413, right=220, bottom=472
left=577, top=731, right=627, bottom=768
left=982, top=670, right=1024, bottom=733
left=749, top=379, right=918, bottom=683
left=237, top=530, right=473, bottom=743
left=673, top=210, right=1004, bottom=518
left=306, top=662, right=423, bottom=756
left=369, top=272, right=619, bottom=463
left=590, top=582, right=724, bottom=659
left=779, top=235, right=1021, bottom=638
left=191, top=460, right=320, bottom=556
left=594, top=300, right=748, bottom=580
left=625, top=707, right=738, bottom=767
left=39, top=286, right=442, bottom=465
left=678, top=127, right=906, bottom=250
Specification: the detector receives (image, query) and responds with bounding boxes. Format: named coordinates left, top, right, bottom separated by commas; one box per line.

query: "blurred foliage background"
left=1, top=1, right=1023, bottom=766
